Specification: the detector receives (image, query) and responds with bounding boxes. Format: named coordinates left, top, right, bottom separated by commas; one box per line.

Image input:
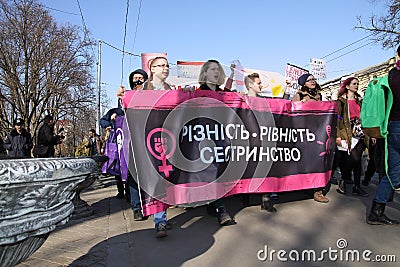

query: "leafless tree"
left=356, top=0, right=400, bottom=49
left=0, top=0, right=98, bottom=156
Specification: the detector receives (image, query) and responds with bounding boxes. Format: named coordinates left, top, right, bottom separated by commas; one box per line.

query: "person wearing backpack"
left=367, top=45, right=400, bottom=225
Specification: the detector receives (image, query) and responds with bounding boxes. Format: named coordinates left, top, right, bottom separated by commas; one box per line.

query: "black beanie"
left=14, top=118, right=24, bottom=126
left=298, top=73, right=312, bottom=86
left=129, top=69, right=148, bottom=89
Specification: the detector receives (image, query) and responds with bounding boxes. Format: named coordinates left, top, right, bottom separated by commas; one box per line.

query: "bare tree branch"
left=355, top=0, right=400, bottom=49
left=0, top=0, right=100, bottom=156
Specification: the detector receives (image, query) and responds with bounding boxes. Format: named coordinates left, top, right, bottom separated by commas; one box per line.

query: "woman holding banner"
left=142, top=57, right=172, bottom=91
left=292, top=74, right=322, bottom=102
left=292, top=73, right=330, bottom=203
left=197, top=59, right=236, bottom=226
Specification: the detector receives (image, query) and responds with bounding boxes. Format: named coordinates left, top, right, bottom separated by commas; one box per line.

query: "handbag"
left=102, top=131, right=121, bottom=176
left=32, top=145, right=48, bottom=158
left=351, top=117, right=364, bottom=138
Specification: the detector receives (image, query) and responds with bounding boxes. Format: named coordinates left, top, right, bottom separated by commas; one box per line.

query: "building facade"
left=320, top=57, right=396, bottom=100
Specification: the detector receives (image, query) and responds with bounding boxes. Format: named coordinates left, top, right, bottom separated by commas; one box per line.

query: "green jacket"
left=360, top=75, right=393, bottom=138
left=360, top=75, right=394, bottom=187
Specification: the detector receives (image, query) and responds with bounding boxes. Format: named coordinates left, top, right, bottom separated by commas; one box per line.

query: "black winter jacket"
left=37, top=123, right=60, bottom=157
left=4, top=128, right=33, bottom=158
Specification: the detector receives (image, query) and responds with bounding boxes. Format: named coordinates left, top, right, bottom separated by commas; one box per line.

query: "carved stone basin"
left=71, top=155, right=108, bottom=219
left=0, top=157, right=97, bottom=267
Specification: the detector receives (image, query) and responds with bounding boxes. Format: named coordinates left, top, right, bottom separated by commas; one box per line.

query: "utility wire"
left=321, top=33, right=375, bottom=59
left=129, top=0, right=143, bottom=70
left=75, top=0, right=96, bottom=65
left=121, top=0, right=130, bottom=85
left=303, top=33, right=381, bottom=68
left=102, top=40, right=140, bottom=57
left=76, top=0, right=88, bottom=36
left=326, top=40, right=377, bottom=63
left=131, top=0, right=142, bottom=54
left=42, top=4, right=79, bottom=15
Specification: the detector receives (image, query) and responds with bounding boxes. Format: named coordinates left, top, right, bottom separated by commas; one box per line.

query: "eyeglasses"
left=153, top=64, right=170, bottom=69
left=306, top=78, right=317, bottom=82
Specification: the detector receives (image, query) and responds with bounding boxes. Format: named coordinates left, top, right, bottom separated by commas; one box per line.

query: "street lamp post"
left=96, top=39, right=102, bottom=135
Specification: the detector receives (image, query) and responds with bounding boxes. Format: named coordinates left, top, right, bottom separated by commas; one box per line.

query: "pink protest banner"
left=122, top=90, right=337, bottom=216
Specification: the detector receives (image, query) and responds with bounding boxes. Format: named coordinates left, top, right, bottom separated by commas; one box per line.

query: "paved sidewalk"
left=17, top=175, right=400, bottom=267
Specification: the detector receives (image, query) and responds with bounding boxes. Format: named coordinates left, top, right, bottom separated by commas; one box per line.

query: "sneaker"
left=336, top=180, right=345, bottom=194
left=352, top=186, right=369, bottom=197
left=313, top=191, right=329, bottom=203
left=133, top=210, right=144, bottom=221
left=115, top=193, right=124, bottom=199
left=216, top=206, right=235, bottom=226
left=155, top=222, right=168, bottom=238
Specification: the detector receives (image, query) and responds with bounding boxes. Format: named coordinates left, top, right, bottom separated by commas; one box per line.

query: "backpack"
left=360, top=75, right=393, bottom=138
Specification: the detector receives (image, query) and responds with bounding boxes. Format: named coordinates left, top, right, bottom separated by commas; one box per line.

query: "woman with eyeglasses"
left=292, top=73, right=329, bottom=203
left=292, top=74, right=321, bottom=102
left=336, top=77, right=369, bottom=197
left=143, top=56, right=172, bottom=91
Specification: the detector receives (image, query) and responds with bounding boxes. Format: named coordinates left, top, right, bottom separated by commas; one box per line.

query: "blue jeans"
left=154, top=210, right=167, bottom=226
left=374, top=121, right=400, bottom=203
left=128, top=173, right=167, bottom=226
left=127, top=174, right=141, bottom=211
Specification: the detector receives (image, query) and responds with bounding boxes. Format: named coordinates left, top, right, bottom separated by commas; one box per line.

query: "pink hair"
left=338, top=77, right=358, bottom=98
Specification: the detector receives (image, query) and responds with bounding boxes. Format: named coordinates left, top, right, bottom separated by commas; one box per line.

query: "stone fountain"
left=0, top=157, right=99, bottom=267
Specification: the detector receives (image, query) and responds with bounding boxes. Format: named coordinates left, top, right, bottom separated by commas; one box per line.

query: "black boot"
left=261, top=194, right=277, bottom=212
left=367, top=201, right=399, bottom=225
left=216, top=205, right=235, bottom=226
left=352, top=186, right=369, bottom=197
